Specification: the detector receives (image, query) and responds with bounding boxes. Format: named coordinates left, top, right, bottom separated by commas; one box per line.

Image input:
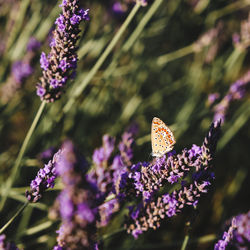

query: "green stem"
left=63, top=2, right=141, bottom=114
left=124, top=0, right=164, bottom=51
left=157, top=44, right=195, bottom=66
left=0, top=101, right=46, bottom=211
left=0, top=201, right=28, bottom=234
left=181, top=235, right=190, bottom=250
left=103, top=0, right=164, bottom=79
left=101, top=228, right=126, bottom=241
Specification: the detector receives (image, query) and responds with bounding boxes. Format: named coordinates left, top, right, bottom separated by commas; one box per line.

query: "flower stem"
left=0, top=101, right=46, bottom=211
left=181, top=220, right=192, bottom=250
left=0, top=201, right=28, bottom=234
left=63, top=2, right=141, bottom=114
left=157, top=44, right=195, bottom=66
left=181, top=235, right=190, bottom=250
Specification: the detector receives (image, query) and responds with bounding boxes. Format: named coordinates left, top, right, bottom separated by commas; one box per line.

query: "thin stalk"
left=103, top=0, right=164, bottom=79
left=0, top=201, right=28, bottom=234
left=123, top=0, right=164, bottom=51
left=63, top=2, right=141, bottom=114
left=181, top=235, right=190, bottom=250
left=0, top=101, right=46, bottom=211
left=101, top=228, right=126, bottom=241
left=157, top=44, right=195, bottom=66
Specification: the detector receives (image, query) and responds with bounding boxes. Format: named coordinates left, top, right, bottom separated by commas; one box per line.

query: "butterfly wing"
left=151, top=117, right=176, bottom=157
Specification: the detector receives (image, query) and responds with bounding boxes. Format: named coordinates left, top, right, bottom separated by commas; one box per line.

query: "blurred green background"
left=0, top=0, right=249, bottom=249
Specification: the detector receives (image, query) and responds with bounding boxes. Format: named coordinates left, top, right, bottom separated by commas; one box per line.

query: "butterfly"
left=151, top=117, right=176, bottom=157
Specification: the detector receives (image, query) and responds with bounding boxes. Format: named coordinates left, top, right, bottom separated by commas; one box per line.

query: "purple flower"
left=214, top=218, right=237, bottom=250
left=92, top=135, right=115, bottom=168
left=11, top=61, right=33, bottom=84
left=70, top=14, right=82, bottom=25
left=39, top=147, right=56, bottom=163
left=98, top=198, right=119, bottom=227
left=36, top=85, right=46, bottom=97
left=213, top=71, right=250, bottom=124
left=52, top=140, right=99, bottom=249
left=59, top=0, right=67, bottom=7
left=122, top=121, right=221, bottom=238
left=208, top=93, right=220, bottom=106
left=58, top=191, right=74, bottom=221
left=77, top=203, right=95, bottom=223
left=234, top=211, right=250, bottom=244
left=0, top=234, right=19, bottom=250
left=188, top=144, right=201, bottom=158
left=118, top=124, right=137, bottom=166
left=26, top=149, right=62, bottom=202
left=50, top=79, right=59, bottom=88
left=112, top=3, right=126, bottom=15
left=87, top=126, right=137, bottom=227
left=132, top=229, right=143, bottom=239
left=27, top=37, right=41, bottom=52
left=40, top=52, right=49, bottom=71
left=36, top=1, right=89, bottom=102
left=59, top=59, right=67, bottom=71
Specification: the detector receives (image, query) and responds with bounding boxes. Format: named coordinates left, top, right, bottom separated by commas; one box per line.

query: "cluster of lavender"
left=0, top=234, right=19, bottom=250
left=212, top=71, right=250, bottom=124
left=215, top=210, right=250, bottom=249
left=52, top=141, right=100, bottom=250
left=36, top=0, right=89, bottom=102
left=113, top=121, right=221, bottom=238
left=87, top=125, right=138, bottom=227
left=233, top=210, right=250, bottom=248
left=214, top=218, right=237, bottom=250
left=0, top=37, right=41, bottom=104
left=26, top=149, right=62, bottom=202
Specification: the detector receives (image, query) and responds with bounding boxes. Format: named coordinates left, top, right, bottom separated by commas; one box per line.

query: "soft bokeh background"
left=0, top=0, right=249, bottom=249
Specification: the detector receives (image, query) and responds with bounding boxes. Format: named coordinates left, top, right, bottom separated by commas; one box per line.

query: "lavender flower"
left=27, top=37, right=41, bottom=52
left=98, top=198, right=120, bottom=227
left=117, top=121, right=221, bottom=238
left=53, top=141, right=99, bottom=249
left=38, top=146, right=57, bottom=163
left=207, top=93, right=220, bottom=106
left=88, top=125, right=137, bottom=197
left=12, top=61, right=33, bottom=84
left=213, top=71, right=250, bottom=124
left=0, top=37, right=41, bottom=104
left=36, top=0, right=89, bottom=102
left=214, top=218, right=237, bottom=250
left=26, top=149, right=62, bottom=202
left=118, top=123, right=138, bottom=166
left=87, top=125, right=137, bottom=227
left=233, top=210, right=250, bottom=248
left=112, top=2, right=127, bottom=16
left=0, top=234, right=19, bottom=250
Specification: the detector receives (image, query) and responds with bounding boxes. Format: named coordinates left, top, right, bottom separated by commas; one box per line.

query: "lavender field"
left=0, top=0, right=249, bottom=249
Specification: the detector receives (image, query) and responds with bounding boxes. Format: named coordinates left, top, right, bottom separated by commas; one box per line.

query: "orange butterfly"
left=151, top=117, right=176, bottom=157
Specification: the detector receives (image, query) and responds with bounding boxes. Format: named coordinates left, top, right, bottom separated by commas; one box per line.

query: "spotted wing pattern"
left=151, top=117, right=176, bottom=157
